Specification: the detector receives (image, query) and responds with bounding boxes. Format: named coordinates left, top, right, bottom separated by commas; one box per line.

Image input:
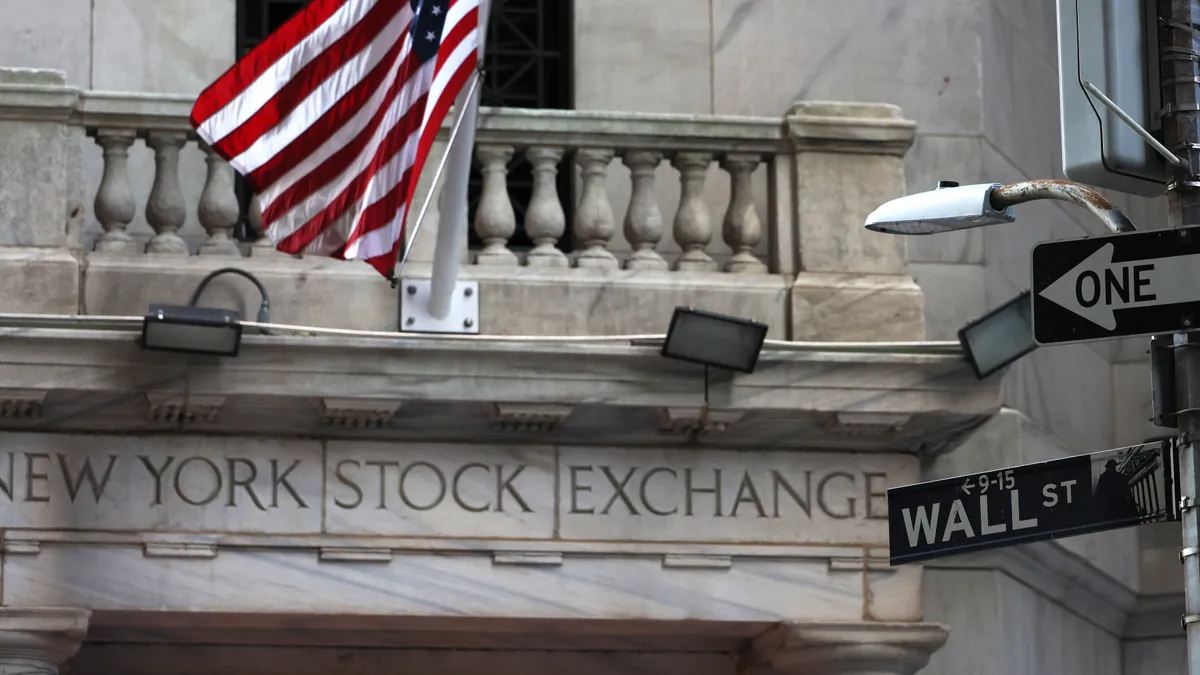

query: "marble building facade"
left=0, top=0, right=1187, bottom=674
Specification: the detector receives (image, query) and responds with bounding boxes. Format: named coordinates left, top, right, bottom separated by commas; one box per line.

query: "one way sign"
left=1031, top=226, right=1200, bottom=345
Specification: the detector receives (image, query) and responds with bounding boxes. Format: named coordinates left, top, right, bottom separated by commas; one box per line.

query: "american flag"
left=190, top=0, right=483, bottom=278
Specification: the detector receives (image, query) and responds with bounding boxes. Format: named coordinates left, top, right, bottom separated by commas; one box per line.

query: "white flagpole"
left=426, top=0, right=491, bottom=321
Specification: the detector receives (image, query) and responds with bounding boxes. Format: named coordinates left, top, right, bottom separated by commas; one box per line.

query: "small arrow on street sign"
left=1031, top=226, right=1200, bottom=346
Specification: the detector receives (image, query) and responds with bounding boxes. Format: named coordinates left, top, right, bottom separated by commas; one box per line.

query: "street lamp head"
left=864, top=182, right=1016, bottom=235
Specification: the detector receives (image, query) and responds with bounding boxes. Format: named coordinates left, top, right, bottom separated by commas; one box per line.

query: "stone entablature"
left=1, top=430, right=921, bottom=625
left=0, top=320, right=993, bottom=634
left=0, top=326, right=998, bottom=452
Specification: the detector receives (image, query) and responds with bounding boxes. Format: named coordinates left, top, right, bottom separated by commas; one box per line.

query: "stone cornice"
left=0, top=608, right=91, bottom=668
left=746, top=621, right=948, bottom=675
left=76, top=90, right=196, bottom=135
left=925, top=540, right=1139, bottom=635
left=1124, top=592, right=1186, bottom=639
left=785, top=101, right=918, bottom=157
left=0, top=69, right=79, bottom=123
left=0, top=324, right=998, bottom=450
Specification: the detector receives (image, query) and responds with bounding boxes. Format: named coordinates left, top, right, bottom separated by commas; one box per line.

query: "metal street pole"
left=1160, top=1, right=1200, bottom=672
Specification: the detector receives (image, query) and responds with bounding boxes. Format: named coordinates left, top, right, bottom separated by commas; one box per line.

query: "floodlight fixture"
left=140, top=267, right=272, bottom=356
left=661, top=307, right=769, bottom=375
left=141, top=303, right=243, bottom=357
left=957, top=291, right=1037, bottom=380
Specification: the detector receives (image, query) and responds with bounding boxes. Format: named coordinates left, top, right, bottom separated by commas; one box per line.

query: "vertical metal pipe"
left=1160, top=2, right=1200, bottom=672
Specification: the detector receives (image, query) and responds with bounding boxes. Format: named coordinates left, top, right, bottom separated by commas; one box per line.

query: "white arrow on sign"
left=1038, top=243, right=1200, bottom=329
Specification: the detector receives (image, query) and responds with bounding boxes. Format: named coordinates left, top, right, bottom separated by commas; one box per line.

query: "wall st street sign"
left=887, top=441, right=1179, bottom=565
left=1031, top=226, right=1200, bottom=345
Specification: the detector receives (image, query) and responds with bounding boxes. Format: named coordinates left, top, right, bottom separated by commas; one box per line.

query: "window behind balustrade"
left=233, top=0, right=576, bottom=254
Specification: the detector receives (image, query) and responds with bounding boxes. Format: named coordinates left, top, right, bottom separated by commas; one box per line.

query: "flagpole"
left=392, top=70, right=481, bottom=280
left=425, top=0, right=491, bottom=321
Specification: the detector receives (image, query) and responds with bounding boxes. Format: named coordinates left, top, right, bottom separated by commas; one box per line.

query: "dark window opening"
left=233, top=0, right=576, bottom=253
left=232, top=0, right=307, bottom=242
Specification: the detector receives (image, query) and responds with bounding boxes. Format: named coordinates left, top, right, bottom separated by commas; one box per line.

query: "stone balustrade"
left=76, top=92, right=792, bottom=272
left=0, top=67, right=924, bottom=340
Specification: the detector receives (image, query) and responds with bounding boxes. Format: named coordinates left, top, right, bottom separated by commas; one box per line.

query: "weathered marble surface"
left=3, top=543, right=901, bottom=622
left=1124, top=637, right=1187, bottom=675
left=923, top=569, right=1124, bottom=675
left=0, top=607, right=91, bottom=675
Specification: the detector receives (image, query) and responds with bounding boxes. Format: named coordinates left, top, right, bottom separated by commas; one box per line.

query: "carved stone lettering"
left=323, top=442, right=556, bottom=539
left=0, top=434, right=323, bottom=534
left=2, top=434, right=914, bottom=546
left=557, top=447, right=916, bottom=545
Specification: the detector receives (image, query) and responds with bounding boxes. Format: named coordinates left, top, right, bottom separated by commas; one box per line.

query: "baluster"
left=621, top=150, right=666, bottom=270
left=248, top=195, right=287, bottom=257
left=573, top=147, right=618, bottom=269
left=523, top=146, right=568, bottom=267
left=197, top=144, right=241, bottom=256
left=92, top=130, right=138, bottom=254
left=671, top=152, right=717, bottom=271
left=473, top=144, right=518, bottom=266
left=144, top=131, right=190, bottom=255
left=720, top=153, right=767, bottom=273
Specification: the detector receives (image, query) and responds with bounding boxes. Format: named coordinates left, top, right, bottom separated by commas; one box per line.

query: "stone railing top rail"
left=0, top=68, right=917, bottom=157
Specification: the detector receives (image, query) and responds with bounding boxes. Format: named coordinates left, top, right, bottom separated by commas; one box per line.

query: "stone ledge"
left=0, top=247, right=80, bottom=314
left=0, top=542, right=896, bottom=624
left=82, top=254, right=795, bottom=337
left=77, top=90, right=196, bottom=134
left=791, top=273, right=925, bottom=342
left=0, top=607, right=91, bottom=666
left=81, top=254, right=929, bottom=342
left=749, top=621, right=948, bottom=675
left=0, top=324, right=998, bottom=442
left=1124, top=592, right=1185, bottom=639
left=786, top=101, right=918, bottom=157
left=0, top=68, right=79, bottom=122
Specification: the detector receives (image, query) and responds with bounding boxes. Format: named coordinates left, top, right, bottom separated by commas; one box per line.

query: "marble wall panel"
left=0, top=0, right=92, bottom=86
left=923, top=569, right=1125, bottom=675
left=708, top=0, right=983, bottom=131
left=573, top=0, right=712, bottom=114
left=3, top=544, right=867, bottom=621
left=1124, top=637, right=1187, bottom=675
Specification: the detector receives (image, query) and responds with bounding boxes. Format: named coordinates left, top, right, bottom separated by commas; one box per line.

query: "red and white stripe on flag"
left=190, top=0, right=481, bottom=278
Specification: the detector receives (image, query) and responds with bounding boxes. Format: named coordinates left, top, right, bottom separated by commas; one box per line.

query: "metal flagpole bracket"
left=399, top=278, right=480, bottom=334
left=1180, top=540, right=1200, bottom=562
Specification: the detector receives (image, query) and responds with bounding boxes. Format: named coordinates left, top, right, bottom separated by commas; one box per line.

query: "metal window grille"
left=233, top=0, right=575, bottom=252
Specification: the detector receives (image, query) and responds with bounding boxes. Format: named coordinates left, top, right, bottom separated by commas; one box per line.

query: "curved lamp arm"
left=989, top=180, right=1136, bottom=234
left=189, top=267, right=272, bottom=330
